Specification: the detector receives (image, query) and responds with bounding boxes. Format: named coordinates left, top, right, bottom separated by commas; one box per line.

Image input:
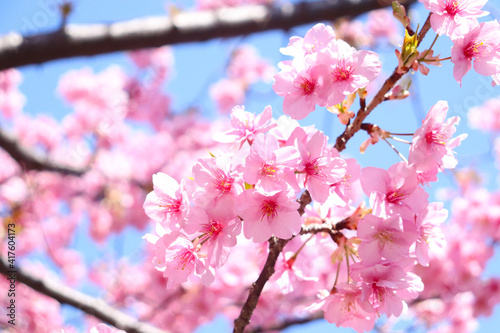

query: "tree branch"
left=334, top=13, right=432, bottom=152
left=233, top=237, right=290, bottom=333
left=247, top=312, right=324, bottom=333
left=0, top=127, right=87, bottom=176
left=0, top=0, right=415, bottom=71
left=0, top=257, right=165, bottom=333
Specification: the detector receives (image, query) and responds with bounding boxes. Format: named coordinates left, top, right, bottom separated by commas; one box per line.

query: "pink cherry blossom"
left=409, top=100, right=467, bottom=171
left=213, top=105, right=276, bottom=147
left=361, top=162, right=429, bottom=219
left=143, top=173, right=189, bottom=228
left=420, top=0, right=488, bottom=37
left=192, top=154, right=242, bottom=206
left=292, top=128, right=347, bottom=203
left=144, top=227, right=214, bottom=288
left=351, top=262, right=423, bottom=317
left=317, top=39, right=382, bottom=106
left=280, top=23, right=336, bottom=60
left=468, top=96, right=500, bottom=132
left=357, top=215, right=417, bottom=265
left=184, top=195, right=241, bottom=267
left=243, top=133, right=301, bottom=191
left=272, top=251, right=318, bottom=294
left=209, top=78, right=246, bottom=114
left=273, top=60, right=330, bottom=119
left=414, top=202, right=448, bottom=266
left=322, top=283, right=376, bottom=333
left=235, top=188, right=301, bottom=243
left=451, top=20, right=500, bottom=84
left=0, top=69, right=25, bottom=118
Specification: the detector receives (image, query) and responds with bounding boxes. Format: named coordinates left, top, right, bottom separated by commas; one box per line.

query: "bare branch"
left=0, top=127, right=87, bottom=176
left=248, top=312, right=323, bottom=333
left=334, top=13, right=432, bottom=152
left=0, top=257, right=166, bottom=333
left=233, top=237, right=290, bottom=333
left=0, top=0, right=415, bottom=71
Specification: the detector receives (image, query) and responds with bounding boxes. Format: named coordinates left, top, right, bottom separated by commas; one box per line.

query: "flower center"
left=305, top=157, right=322, bottom=176
left=444, top=0, right=462, bottom=16
left=213, top=168, right=234, bottom=193
left=200, top=219, right=223, bottom=245
left=425, top=128, right=447, bottom=147
left=260, top=200, right=279, bottom=221
left=260, top=162, right=278, bottom=178
left=463, top=41, right=485, bottom=60
left=159, top=197, right=181, bottom=214
left=376, top=230, right=393, bottom=244
left=298, top=76, right=316, bottom=95
left=173, top=249, right=195, bottom=270
left=386, top=187, right=410, bottom=204
left=332, top=59, right=354, bottom=82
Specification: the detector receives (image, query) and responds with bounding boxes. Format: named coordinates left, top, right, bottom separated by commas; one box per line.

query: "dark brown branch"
left=334, top=13, right=432, bottom=152
left=233, top=237, right=289, bottom=333
left=0, top=0, right=415, bottom=71
left=248, top=311, right=323, bottom=333
left=0, top=127, right=87, bottom=176
left=0, top=257, right=165, bottom=333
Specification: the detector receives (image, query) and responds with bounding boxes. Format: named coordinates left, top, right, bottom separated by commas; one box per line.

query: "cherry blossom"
left=450, top=20, right=500, bottom=84
left=409, top=100, right=467, bottom=171
left=235, top=188, right=301, bottom=243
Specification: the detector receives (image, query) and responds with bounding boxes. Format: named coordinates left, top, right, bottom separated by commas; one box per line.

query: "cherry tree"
left=1, top=0, right=500, bottom=333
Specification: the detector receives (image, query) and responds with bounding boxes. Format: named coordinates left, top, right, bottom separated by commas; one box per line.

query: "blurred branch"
left=0, top=127, right=87, bottom=176
left=0, top=0, right=415, bottom=71
left=0, top=257, right=166, bottom=333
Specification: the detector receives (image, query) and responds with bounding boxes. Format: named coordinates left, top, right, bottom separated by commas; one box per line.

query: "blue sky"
left=2, top=0, right=500, bottom=332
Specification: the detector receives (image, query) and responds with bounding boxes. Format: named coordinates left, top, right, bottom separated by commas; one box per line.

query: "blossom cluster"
left=419, top=0, right=500, bottom=85
left=143, top=89, right=465, bottom=331
left=273, top=23, right=382, bottom=120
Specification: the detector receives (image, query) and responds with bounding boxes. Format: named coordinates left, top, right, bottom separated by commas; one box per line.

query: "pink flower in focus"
left=450, top=20, right=500, bottom=84
left=409, top=100, right=467, bottom=171
left=272, top=251, right=318, bottom=294
left=243, top=133, right=301, bottom=191
left=420, top=0, right=488, bottom=37
left=293, top=128, right=347, bottom=203
left=414, top=202, right=448, bottom=266
left=361, top=162, right=429, bottom=219
left=235, top=188, right=301, bottom=243
left=322, top=283, right=376, bottom=333
left=143, top=173, right=189, bottom=228
left=317, top=40, right=382, bottom=106
left=213, top=105, right=276, bottom=147
left=357, top=215, right=417, bottom=265
left=192, top=154, right=242, bottom=206
left=144, top=228, right=214, bottom=288
left=351, top=262, right=423, bottom=317
left=273, top=60, right=330, bottom=119
left=184, top=195, right=241, bottom=267
left=280, top=23, right=336, bottom=60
